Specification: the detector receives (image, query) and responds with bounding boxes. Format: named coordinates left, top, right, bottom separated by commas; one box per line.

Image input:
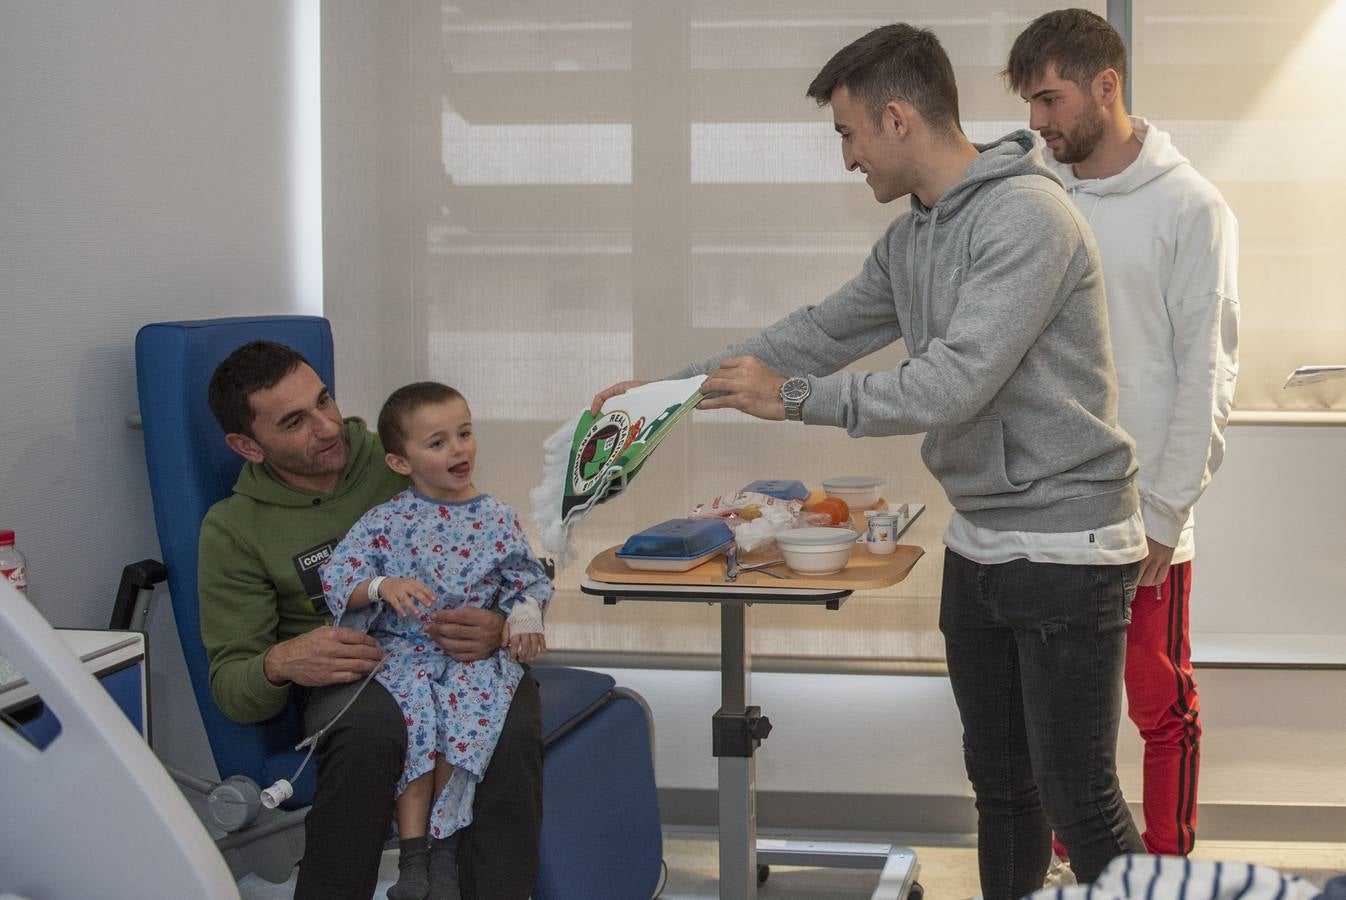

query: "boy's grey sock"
left=387, top=835, right=431, bottom=900
left=427, top=832, right=462, bottom=900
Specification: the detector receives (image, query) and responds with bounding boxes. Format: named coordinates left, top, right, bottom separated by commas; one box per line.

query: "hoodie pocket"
left=922, top=414, right=1028, bottom=499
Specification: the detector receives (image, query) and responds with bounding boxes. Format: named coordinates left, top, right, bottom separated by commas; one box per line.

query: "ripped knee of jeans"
left=1037, top=619, right=1068, bottom=644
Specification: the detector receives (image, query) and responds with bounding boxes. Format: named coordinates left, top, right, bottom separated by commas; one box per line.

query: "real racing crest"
left=572, top=411, right=636, bottom=494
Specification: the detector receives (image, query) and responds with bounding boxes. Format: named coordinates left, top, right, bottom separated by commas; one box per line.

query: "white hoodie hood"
left=1055, top=118, right=1188, bottom=199
left=1046, top=118, right=1240, bottom=560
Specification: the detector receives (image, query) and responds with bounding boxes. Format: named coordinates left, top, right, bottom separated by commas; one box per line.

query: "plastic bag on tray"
left=689, top=490, right=801, bottom=521
left=732, top=503, right=800, bottom=554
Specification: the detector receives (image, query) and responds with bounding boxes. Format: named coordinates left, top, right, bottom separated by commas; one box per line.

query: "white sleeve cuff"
left=1140, top=497, right=1186, bottom=549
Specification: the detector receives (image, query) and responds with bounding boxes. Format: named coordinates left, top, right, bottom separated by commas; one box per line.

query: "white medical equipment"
left=0, top=580, right=240, bottom=899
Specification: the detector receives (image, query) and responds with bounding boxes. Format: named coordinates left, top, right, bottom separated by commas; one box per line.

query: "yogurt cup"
left=865, top=513, right=899, bottom=555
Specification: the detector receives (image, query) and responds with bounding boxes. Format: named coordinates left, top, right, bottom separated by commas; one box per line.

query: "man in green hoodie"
left=199, top=341, right=541, bottom=900
left=592, top=22, right=1145, bottom=899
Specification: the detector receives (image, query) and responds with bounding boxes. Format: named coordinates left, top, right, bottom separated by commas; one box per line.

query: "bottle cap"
left=0, top=530, right=14, bottom=546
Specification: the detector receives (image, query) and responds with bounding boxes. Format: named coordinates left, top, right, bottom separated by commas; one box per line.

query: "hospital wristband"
left=366, top=576, right=387, bottom=603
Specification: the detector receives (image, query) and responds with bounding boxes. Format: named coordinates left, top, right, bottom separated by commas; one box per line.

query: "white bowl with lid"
left=774, top=526, right=857, bottom=575
left=821, top=475, right=885, bottom=509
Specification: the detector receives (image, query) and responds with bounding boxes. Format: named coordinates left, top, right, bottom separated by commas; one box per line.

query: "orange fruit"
left=806, top=497, right=850, bottom=526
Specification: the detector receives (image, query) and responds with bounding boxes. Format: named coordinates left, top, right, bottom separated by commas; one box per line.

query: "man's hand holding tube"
left=263, top=626, right=384, bottom=687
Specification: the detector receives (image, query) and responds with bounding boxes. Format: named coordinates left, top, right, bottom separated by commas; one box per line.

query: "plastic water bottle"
left=0, top=530, right=27, bottom=593
left=0, top=529, right=25, bottom=683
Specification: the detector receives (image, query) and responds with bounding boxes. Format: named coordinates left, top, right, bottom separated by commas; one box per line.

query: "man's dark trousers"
left=293, top=670, right=543, bottom=899
left=940, top=549, right=1144, bottom=899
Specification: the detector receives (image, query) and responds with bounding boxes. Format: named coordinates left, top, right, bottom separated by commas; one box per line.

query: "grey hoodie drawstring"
left=906, top=207, right=941, bottom=354
left=907, top=223, right=918, bottom=351
left=921, top=208, right=940, bottom=353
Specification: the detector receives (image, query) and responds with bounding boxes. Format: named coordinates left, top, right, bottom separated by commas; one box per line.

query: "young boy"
left=322, top=381, right=550, bottom=900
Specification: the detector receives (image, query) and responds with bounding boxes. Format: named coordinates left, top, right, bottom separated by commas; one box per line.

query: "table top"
left=584, top=542, right=923, bottom=594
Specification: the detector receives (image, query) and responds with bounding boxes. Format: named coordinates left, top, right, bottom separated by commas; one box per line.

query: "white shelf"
left=1191, top=632, right=1346, bottom=668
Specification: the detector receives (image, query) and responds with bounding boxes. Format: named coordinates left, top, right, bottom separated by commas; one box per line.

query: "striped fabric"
left=1023, top=854, right=1326, bottom=900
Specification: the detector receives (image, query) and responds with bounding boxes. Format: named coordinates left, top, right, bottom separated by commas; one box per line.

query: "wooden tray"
left=586, top=542, right=923, bottom=592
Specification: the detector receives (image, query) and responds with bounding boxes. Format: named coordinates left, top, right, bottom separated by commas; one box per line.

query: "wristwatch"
left=780, top=376, right=811, bottom=421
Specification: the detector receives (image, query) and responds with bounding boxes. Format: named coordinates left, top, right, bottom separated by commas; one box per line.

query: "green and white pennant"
left=530, top=375, right=706, bottom=566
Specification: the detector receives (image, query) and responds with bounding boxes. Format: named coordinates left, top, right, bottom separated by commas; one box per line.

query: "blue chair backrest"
left=135, top=316, right=334, bottom=794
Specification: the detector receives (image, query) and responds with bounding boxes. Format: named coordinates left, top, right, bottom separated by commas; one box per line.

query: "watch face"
left=782, top=378, right=810, bottom=402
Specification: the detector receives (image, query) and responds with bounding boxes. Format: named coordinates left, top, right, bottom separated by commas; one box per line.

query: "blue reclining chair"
left=133, top=315, right=663, bottom=896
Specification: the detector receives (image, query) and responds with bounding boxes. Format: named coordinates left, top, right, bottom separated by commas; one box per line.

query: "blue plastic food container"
left=740, top=479, right=809, bottom=501
left=616, top=518, right=735, bottom=571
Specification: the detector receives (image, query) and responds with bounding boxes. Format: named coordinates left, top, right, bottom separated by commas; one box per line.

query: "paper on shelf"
left=1283, top=364, right=1346, bottom=388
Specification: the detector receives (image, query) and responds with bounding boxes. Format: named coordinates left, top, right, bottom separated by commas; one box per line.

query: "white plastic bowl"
left=821, top=475, right=885, bottom=509
left=775, top=527, right=857, bottom=575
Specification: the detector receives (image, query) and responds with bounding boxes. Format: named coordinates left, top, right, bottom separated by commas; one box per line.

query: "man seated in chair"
left=198, top=340, right=543, bottom=900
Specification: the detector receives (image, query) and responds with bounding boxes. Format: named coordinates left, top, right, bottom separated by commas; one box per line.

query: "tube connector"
left=260, top=778, right=294, bottom=810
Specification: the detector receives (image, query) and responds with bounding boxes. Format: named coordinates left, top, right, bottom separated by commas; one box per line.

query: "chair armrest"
left=109, top=559, right=169, bottom=630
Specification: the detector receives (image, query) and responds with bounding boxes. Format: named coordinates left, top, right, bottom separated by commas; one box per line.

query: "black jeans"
left=939, top=549, right=1144, bottom=899
left=293, top=669, right=543, bottom=900
left=458, top=669, right=544, bottom=900
left=295, top=678, right=406, bottom=900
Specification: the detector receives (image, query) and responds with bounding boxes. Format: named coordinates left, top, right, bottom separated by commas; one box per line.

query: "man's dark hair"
left=207, top=341, right=312, bottom=437
left=806, top=23, right=962, bottom=137
left=378, top=381, right=465, bottom=457
left=1003, top=8, right=1127, bottom=95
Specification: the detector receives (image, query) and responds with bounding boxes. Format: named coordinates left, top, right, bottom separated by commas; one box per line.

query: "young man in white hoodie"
left=1007, top=9, right=1241, bottom=858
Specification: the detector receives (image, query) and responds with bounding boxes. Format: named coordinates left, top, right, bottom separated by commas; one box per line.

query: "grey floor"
left=236, top=830, right=1346, bottom=899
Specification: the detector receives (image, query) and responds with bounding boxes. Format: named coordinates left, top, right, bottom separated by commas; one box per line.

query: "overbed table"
left=580, top=507, right=925, bottom=899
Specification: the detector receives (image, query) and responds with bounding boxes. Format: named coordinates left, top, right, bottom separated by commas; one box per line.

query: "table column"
left=718, top=600, right=758, bottom=898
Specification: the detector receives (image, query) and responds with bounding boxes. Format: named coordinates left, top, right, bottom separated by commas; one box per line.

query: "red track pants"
left=1054, top=561, right=1201, bottom=862
left=1125, top=560, right=1201, bottom=855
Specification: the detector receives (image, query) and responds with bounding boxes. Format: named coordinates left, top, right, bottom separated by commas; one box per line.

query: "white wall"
left=0, top=1, right=317, bottom=773
left=1191, top=422, right=1346, bottom=640
left=598, top=664, right=1346, bottom=834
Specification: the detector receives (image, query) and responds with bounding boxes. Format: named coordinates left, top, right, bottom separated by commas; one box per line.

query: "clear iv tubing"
left=260, top=657, right=386, bottom=809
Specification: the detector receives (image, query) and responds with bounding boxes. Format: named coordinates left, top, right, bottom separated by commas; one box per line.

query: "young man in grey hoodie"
left=591, top=22, right=1145, bottom=898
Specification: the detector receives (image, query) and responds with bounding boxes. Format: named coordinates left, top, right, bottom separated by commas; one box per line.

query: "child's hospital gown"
left=322, top=490, right=552, bottom=838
